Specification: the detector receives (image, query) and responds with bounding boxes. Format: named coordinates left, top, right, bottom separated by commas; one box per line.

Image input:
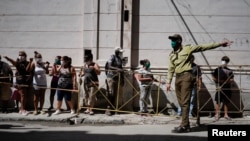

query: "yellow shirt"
left=167, top=43, right=221, bottom=84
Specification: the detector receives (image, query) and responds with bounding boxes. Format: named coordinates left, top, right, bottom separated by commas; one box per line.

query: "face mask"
left=171, top=41, right=178, bottom=49
left=19, top=56, right=26, bottom=61
left=118, top=52, right=123, bottom=58
left=60, top=61, right=64, bottom=66
left=145, top=63, right=150, bottom=70
left=54, top=59, right=60, bottom=65
left=35, top=58, right=43, bottom=63
left=221, top=60, right=227, bottom=65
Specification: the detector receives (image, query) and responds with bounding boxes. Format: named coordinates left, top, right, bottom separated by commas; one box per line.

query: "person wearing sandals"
left=212, top=56, right=234, bottom=121
left=26, top=51, right=50, bottom=115
left=79, top=53, right=101, bottom=115
left=4, top=51, right=33, bottom=116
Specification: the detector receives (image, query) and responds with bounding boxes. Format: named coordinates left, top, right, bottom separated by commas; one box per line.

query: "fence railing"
left=1, top=65, right=249, bottom=119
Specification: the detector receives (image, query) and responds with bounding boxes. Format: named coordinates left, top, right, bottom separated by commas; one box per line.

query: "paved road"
left=0, top=121, right=207, bottom=141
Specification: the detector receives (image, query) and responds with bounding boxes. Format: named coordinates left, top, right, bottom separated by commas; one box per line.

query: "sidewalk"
left=1, top=110, right=250, bottom=126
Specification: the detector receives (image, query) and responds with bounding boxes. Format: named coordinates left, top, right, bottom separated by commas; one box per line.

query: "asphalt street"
left=0, top=121, right=208, bottom=141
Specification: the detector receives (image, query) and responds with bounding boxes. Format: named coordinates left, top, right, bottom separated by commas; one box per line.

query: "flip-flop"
left=214, top=115, right=220, bottom=121
left=224, top=116, right=232, bottom=121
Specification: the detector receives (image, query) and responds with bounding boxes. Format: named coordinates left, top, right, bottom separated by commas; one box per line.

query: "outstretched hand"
left=221, top=39, right=233, bottom=47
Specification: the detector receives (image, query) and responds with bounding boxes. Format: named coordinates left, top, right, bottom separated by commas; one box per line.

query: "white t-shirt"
left=33, top=62, right=47, bottom=87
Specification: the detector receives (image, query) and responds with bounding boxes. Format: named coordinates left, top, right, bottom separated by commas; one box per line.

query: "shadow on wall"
left=224, top=81, right=244, bottom=117
left=199, top=80, right=244, bottom=118
left=71, top=74, right=244, bottom=117
left=196, top=82, right=215, bottom=117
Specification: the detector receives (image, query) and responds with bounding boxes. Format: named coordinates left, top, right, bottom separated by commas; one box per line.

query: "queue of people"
left=0, top=34, right=235, bottom=134
left=1, top=52, right=77, bottom=116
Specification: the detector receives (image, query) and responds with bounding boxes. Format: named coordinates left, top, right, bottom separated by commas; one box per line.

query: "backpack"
left=105, top=54, right=116, bottom=76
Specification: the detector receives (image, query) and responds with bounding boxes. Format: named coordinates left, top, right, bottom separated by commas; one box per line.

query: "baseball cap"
left=114, top=47, right=124, bottom=53
left=168, top=34, right=182, bottom=41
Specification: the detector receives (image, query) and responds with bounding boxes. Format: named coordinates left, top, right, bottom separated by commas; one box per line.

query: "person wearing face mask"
left=26, top=51, right=49, bottom=115
left=78, top=53, right=101, bottom=115
left=105, top=47, right=125, bottom=116
left=134, top=59, right=165, bottom=114
left=53, top=56, right=77, bottom=115
left=48, top=56, right=61, bottom=111
left=4, top=51, right=33, bottom=116
left=166, top=34, right=233, bottom=133
left=212, top=56, right=234, bottom=121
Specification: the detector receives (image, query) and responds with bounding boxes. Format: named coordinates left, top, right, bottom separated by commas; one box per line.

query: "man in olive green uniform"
left=166, top=34, right=233, bottom=133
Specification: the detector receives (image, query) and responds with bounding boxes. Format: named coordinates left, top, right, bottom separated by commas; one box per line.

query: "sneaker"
left=84, top=109, right=90, bottom=114
left=89, top=111, right=94, bottom=115
left=105, top=109, right=111, bottom=116
left=70, top=109, right=76, bottom=114
left=138, top=110, right=148, bottom=113
left=40, top=110, right=46, bottom=115
left=172, top=126, right=191, bottom=133
left=33, top=110, right=38, bottom=115
left=53, top=110, right=61, bottom=115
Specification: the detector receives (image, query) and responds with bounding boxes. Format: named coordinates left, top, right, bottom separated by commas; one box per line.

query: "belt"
left=176, top=70, right=192, bottom=76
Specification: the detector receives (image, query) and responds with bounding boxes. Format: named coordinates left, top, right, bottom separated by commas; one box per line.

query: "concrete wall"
left=0, top=0, right=84, bottom=65
left=133, top=0, right=250, bottom=67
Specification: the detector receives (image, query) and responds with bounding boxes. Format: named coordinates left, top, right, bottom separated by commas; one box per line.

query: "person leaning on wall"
left=105, top=47, right=125, bottom=116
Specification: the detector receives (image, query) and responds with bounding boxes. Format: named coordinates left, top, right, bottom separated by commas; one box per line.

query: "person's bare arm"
left=94, top=63, right=101, bottom=75
left=4, top=56, right=17, bottom=66
left=26, top=58, right=35, bottom=72
left=197, top=76, right=202, bottom=91
left=135, top=72, right=152, bottom=82
left=71, top=67, right=77, bottom=89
